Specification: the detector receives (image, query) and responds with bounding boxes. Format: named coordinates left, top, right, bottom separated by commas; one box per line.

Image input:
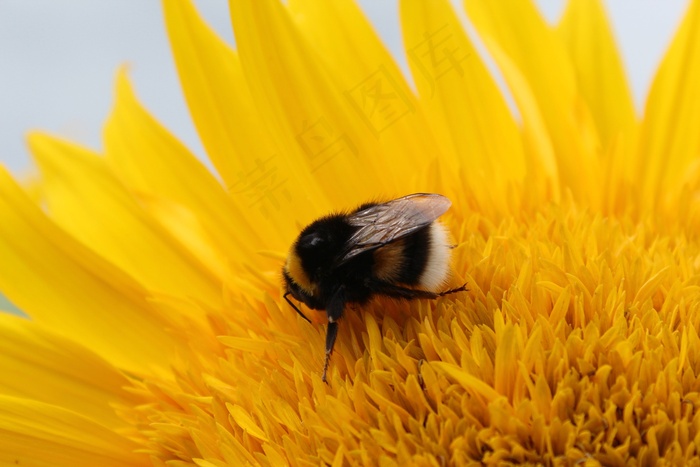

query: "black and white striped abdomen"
left=372, top=221, right=451, bottom=290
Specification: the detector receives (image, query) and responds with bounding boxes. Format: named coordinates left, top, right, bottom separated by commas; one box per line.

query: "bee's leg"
left=323, top=286, right=346, bottom=383
left=322, top=322, right=338, bottom=383
left=437, top=283, right=469, bottom=296
left=368, top=280, right=467, bottom=300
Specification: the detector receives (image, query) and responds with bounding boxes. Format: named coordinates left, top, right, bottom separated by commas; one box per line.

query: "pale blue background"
left=0, top=1, right=688, bottom=175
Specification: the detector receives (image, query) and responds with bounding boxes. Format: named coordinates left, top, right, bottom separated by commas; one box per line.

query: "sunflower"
left=2, top=0, right=700, bottom=465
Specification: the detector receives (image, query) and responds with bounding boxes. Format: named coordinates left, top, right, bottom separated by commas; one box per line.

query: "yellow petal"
left=161, top=0, right=247, bottom=191
left=0, top=395, right=149, bottom=467
left=228, top=404, right=269, bottom=442
left=638, top=0, right=700, bottom=210
left=287, top=0, right=406, bottom=102
left=465, top=0, right=600, bottom=205
left=0, top=166, right=175, bottom=375
left=400, top=0, right=525, bottom=195
left=0, top=314, right=142, bottom=429
left=557, top=0, right=636, bottom=147
left=484, top=43, right=560, bottom=204
left=228, top=0, right=423, bottom=203
left=164, top=0, right=329, bottom=231
left=494, top=324, right=521, bottom=399
left=104, top=70, right=269, bottom=269
left=432, top=361, right=501, bottom=402
left=28, top=132, right=222, bottom=310
left=140, top=194, right=228, bottom=281
left=288, top=0, right=439, bottom=185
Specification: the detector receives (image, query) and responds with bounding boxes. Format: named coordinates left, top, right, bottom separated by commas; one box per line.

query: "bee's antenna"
left=283, top=292, right=312, bottom=324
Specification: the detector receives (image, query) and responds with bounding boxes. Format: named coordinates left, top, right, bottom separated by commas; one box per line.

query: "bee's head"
left=283, top=216, right=351, bottom=310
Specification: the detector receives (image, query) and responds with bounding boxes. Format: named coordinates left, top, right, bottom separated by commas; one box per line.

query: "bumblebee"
left=282, top=193, right=466, bottom=382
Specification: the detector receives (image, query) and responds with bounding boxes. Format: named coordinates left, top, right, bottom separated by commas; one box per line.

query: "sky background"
left=0, top=0, right=689, bottom=176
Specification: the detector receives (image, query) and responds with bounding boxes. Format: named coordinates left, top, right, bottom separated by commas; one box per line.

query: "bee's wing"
left=337, top=193, right=451, bottom=264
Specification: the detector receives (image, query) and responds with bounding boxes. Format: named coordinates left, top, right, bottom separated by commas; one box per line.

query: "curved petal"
left=638, top=0, right=700, bottom=210
left=161, top=0, right=244, bottom=190
left=483, top=42, right=560, bottom=204
left=28, top=132, right=223, bottom=310
left=229, top=0, right=429, bottom=202
left=0, top=167, right=176, bottom=376
left=0, top=314, right=142, bottom=429
left=465, top=0, right=601, bottom=206
left=0, top=395, right=149, bottom=467
left=163, top=0, right=330, bottom=234
left=400, top=0, right=525, bottom=212
left=288, top=0, right=440, bottom=184
left=557, top=0, right=636, bottom=147
left=104, top=70, right=278, bottom=278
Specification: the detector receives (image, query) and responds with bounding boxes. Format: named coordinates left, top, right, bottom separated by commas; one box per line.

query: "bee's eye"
left=300, top=233, right=324, bottom=249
